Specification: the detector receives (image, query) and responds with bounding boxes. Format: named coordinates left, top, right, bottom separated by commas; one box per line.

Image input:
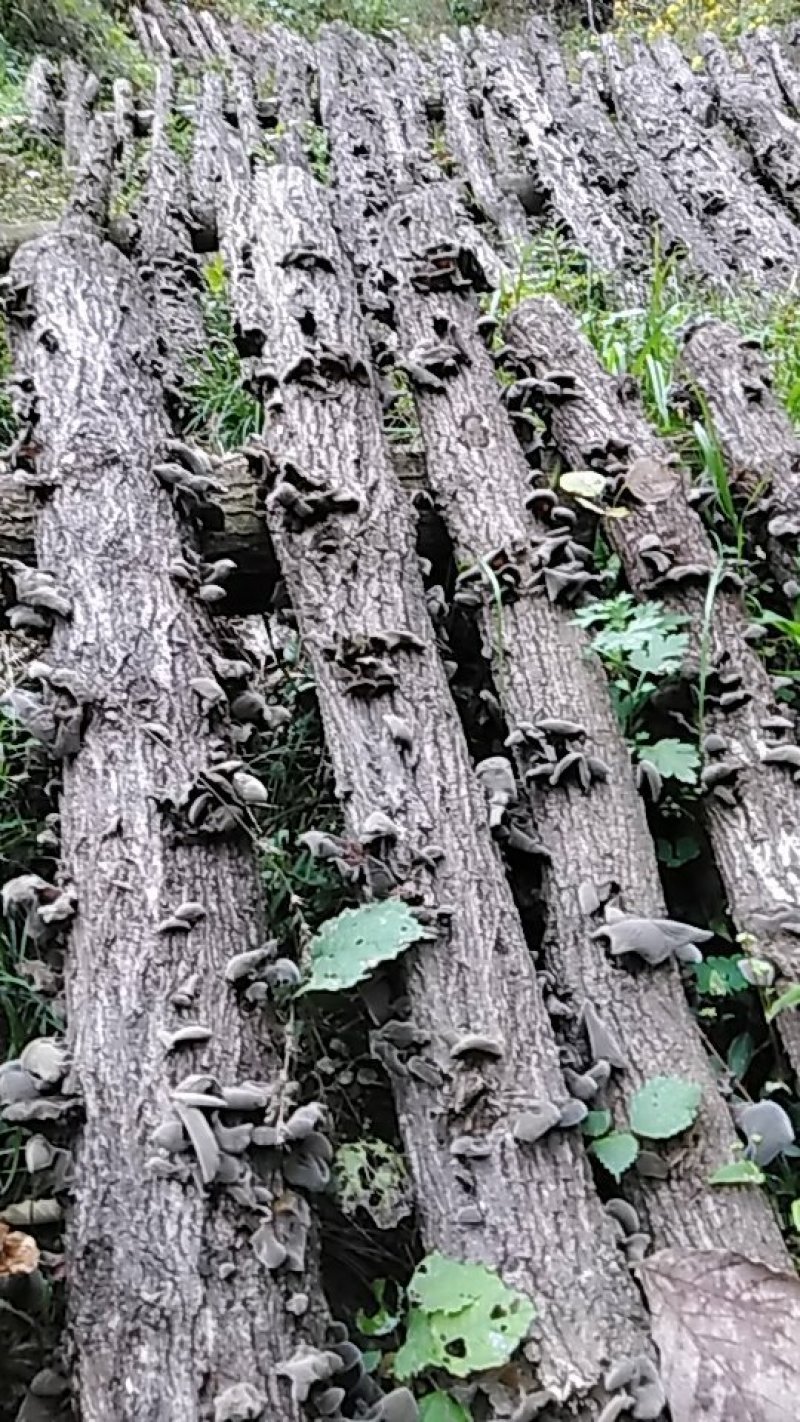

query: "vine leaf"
left=765, top=983, right=800, bottom=1022
left=394, top=1254, right=535, bottom=1379
left=694, top=956, right=748, bottom=997
left=590, top=1131, right=639, bottom=1181
left=582, top=1109, right=613, bottom=1139
left=630, top=1077, right=702, bottom=1140
left=642, top=1248, right=800, bottom=1422
left=298, top=901, right=431, bottom=994
left=334, top=1139, right=413, bottom=1230
left=708, top=1160, right=765, bottom=1187
left=637, top=738, right=700, bottom=785
left=419, top=1395, right=472, bottom=1422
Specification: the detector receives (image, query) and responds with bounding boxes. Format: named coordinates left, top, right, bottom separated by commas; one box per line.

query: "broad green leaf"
left=727, top=1033, right=754, bottom=1081
left=694, top=956, right=748, bottom=997
left=560, top=469, right=609, bottom=501
left=334, top=1139, right=413, bottom=1231
left=627, top=629, right=688, bottom=677
left=630, top=1076, right=702, bottom=1140
left=637, top=738, right=699, bottom=784
left=394, top=1254, right=535, bottom=1379
left=708, top=1160, right=765, bottom=1187
left=766, top=982, right=800, bottom=1022
left=298, top=901, right=430, bottom=994
left=582, top=1109, right=613, bottom=1139
left=791, top=1200, right=800, bottom=1234
left=419, top=1395, right=472, bottom=1422
left=591, top=1131, right=639, bottom=1181
left=656, top=835, right=700, bottom=868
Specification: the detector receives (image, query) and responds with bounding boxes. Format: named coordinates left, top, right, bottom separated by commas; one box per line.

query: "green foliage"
left=299, top=900, right=430, bottom=995
left=184, top=254, right=263, bottom=452
left=304, top=121, right=330, bottom=183
left=334, top=1138, right=414, bottom=1229
left=356, top=1278, right=404, bottom=1338
left=0, top=0, right=152, bottom=85
left=637, top=737, right=700, bottom=785
left=419, top=1395, right=472, bottom=1422
left=590, top=1131, right=639, bottom=1181
left=210, top=0, right=466, bottom=37
left=765, top=983, right=800, bottom=1023
left=727, top=1032, right=755, bottom=1082
left=708, top=1159, right=765, bottom=1187
left=656, top=833, right=700, bottom=868
left=629, top=1076, right=702, bottom=1140
left=394, top=1253, right=535, bottom=1380
left=582, top=1108, right=613, bottom=1138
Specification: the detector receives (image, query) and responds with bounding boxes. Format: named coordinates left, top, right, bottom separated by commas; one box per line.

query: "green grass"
left=184, top=254, right=264, bottom=452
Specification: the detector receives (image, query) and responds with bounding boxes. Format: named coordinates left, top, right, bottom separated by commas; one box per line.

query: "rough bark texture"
left=7, top=220, right=326, bottom=1421
left=378, top=182, right=787, bottom=1267
left=506, top=296, right=800, bottom=1083
left=678, top=316, right=800, bottom=600
left=217, top=150, right=653, bottom=1406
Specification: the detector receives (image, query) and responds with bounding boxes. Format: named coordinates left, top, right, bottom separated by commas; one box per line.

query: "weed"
left=184, top=254, right=263, bottom=452
left=304, top=121, right=330, bottom=184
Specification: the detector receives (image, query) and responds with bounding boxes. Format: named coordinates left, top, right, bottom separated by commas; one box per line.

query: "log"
left=23, top=56, right=62, bottom=146
left=678, top=316, right=800, bottom=600
left=506, top=295, right=800, bottom=1085
left=5, top=200, right=331, bottom=1420
left=216, top=144, right=655, bottom=1405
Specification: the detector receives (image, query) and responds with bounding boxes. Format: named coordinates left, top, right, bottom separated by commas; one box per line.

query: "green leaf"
left=637, top=738, right=699, bottom=784
left=356, top=1278, right=403, bottom=1338
left=727, top=1032, right=754, bottom=1081
left=582, top=1109, right=613, bottom=1139
left=627, top=629, right=688, bottom=677
left=694, top=956, right=748, bottom=997
left=656, top=834, right=700, bottom=868
left=419, top=1395, right=472, bottom=1422
left=630, top=1076, right=702, bottom=1140
left=560, top=469, right=609, bottom=501
left=708, top=1160, right=766, bottom=1187
left=765, top=982, right=800, bottom=1022
left=298, top=901, right=430, bottom=994
left=590, top=1131, right=639, bottom=1181
left=394, top=1254, right=535, bottom=1380
left=791, top=1200, right=800, bottom=1234
left=334, top=1139, right=413, bottom=1231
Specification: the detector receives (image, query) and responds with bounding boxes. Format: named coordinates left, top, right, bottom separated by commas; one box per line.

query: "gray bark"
left=377, top=182, right=787, bottom=1268
left=505, top=296, right=800, bottom=1085
left=6, top=213, right=327, bottom=1420
left=678, top=317, right=800, bottom=601
left=600, top=33, right=800, bottom=291
left=23, top=56, right=62, bottom=146
left=217, top=147, right=653, bottom=1406
left=62, top=60, right=99, bottom=175
left=698, top=33, right=800, bottom=221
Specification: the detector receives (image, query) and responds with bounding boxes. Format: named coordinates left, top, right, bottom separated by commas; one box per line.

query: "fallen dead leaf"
left=0, top=1221, right=40, bottom=1277
left=642, top=1247, right=800, bottom=1422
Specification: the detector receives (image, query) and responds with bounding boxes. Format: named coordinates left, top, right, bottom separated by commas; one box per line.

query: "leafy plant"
left=765, top=984, right=800, bottom=1023
left=334, top=1138, right=414, bottom=1230
left=590, top=1131, right=639, bottom=1181
left=582, top=1108, right=612, bottom=1138
left=694, top=955, right=749, bottom=998
left=298, top=900, right=431, bottom=994
left=419, top=1395, right=472, bottom=1422
left=356, top=1278, right=405, bottom=1338
left=708, top=1159, right=766, bottom=1187
left=184, top=254, right=263, bottom=451
left=394, top=1254, right=535, bottom=1380
left=629, top=1076, right=702, bottom=1140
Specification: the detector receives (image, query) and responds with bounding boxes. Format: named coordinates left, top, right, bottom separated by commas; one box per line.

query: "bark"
left=137, top=64, right=206, bottom=423
left=62, top=60, right=99, bottom=175
left=737, top=27, right=796, bottom=112
left=469, top=28, right=640, bottom=279
left=23, top=56, right=62, bottom=146
left=377, top=181, right=787, bottom=1269
left=268, top=24, right=317, bottom=171
left=505, top=296, right=800, bottom=1085
left=436, top=35, right=529, bottom=242
left=678, top=317, right=800, bottom=600
left=189, top=69, right=226, bottom=241
left=217, top=148, right=653, bottom=1405
left=600, top=33, right=800, bottom=291
left=6, top=212, right=329, bottom=1418
left=698, top=33, right=800, bottom=221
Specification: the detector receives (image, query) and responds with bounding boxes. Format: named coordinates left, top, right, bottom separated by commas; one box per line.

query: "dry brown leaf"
left=623, top=455, right=678, bottom=504
left=0, top=1220, right=40, bottom=1276
left=642, top=1248, right=800, bottom=1422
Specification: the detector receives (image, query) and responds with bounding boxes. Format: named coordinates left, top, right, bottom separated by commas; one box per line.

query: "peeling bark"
left=506, top=296, right=800, bottom=1084
left=678, top=317, right=800, bottom=600
left=217, top=150, right=652, bottom=1405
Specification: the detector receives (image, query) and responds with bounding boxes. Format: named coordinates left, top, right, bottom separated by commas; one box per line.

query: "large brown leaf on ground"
left=642, top=1248, right=800, bottom=1421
